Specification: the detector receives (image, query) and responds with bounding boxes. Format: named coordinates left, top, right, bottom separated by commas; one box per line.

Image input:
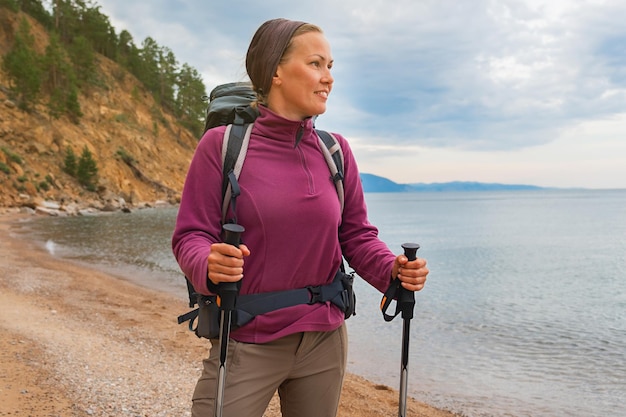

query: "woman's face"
left=268, top=31, right=334, bottom=121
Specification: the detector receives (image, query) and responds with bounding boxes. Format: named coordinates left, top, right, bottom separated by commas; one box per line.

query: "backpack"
left=177, top=82, right=355, bottom=338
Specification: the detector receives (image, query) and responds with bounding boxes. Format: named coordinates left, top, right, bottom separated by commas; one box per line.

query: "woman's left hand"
left=392, top=255, right=429, bottom=292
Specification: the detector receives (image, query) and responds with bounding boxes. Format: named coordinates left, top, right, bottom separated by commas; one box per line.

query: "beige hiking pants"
left=191, top=323, right=348, bottom=417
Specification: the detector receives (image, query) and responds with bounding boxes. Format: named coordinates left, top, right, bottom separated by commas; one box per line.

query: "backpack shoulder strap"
left=221, top=119, right=254, bottom=224
left=182, top=116, right=253, bottom=310
left=316, top=129, right=345, bottom=214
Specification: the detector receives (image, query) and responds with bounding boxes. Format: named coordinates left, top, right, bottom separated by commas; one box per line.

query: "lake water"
left=11, top=190, right=626, bottom=417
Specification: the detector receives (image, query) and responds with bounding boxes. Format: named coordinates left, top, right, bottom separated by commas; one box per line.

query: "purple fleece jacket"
left=172, top=106, right=396, bottom=343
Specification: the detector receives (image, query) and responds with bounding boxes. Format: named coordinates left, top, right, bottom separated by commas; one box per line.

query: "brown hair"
left=246, top=18, right=322, bottom=105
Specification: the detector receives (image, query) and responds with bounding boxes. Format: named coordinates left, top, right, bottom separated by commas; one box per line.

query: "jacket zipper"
left=295, top=122, right=315, bottom=194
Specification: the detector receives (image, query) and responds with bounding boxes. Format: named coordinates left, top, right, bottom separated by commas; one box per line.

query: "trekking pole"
left=215, top=223, right=245, bottom=417
left=380, top=243, right=420, bottom=417
left=398, top=243, right=419, bottom=417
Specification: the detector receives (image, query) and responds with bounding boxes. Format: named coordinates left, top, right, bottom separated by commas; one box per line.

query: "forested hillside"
left=0, top=0, right=208, bottom=211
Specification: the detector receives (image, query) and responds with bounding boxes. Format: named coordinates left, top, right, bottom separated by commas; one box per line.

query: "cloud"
left=95, top=0, right=626, bottom=187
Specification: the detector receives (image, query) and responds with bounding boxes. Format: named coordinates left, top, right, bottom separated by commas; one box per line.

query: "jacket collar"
left=254, top=106, right=316, bottom=146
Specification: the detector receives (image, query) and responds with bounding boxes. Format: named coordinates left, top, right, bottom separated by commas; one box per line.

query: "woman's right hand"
left=207, top=242, right=251, bottom=285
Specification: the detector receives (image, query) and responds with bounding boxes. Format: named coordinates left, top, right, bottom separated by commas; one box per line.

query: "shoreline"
left=0, top=211, right=459, bottom=417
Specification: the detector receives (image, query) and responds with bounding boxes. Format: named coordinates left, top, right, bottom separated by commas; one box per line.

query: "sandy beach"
left=0, top=211, right=458, bottom=417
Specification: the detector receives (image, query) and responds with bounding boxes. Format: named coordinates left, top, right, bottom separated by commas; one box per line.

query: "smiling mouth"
left=316, top=91, right=329, bottom=99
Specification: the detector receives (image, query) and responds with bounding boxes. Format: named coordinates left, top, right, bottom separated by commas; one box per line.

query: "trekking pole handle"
left=402, top=242, right=420, bottom=262
left=218, top=223, right=245, bottom=310
left=223, top=223, right=245, bottom=246
left=399, top=243, right=419, bottom=320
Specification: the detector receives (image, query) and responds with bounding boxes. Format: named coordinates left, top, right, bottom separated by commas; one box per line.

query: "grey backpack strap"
left=221, top=122, right=254, bottom=224
left=316, top=130, right=345, bottom=214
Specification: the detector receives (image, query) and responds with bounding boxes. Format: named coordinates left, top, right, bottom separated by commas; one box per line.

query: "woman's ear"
left=273, top=68, right=282, bottom=86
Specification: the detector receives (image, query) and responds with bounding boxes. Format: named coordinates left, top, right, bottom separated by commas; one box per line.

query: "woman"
left=172, top=18, right=429, bottom=417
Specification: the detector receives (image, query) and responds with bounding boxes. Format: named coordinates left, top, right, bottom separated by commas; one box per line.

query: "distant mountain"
left=360, top=174, right=544, bottom=193
left=360, top=173, right=412, bottom=192
left=407, top=181, right=544, bottom=192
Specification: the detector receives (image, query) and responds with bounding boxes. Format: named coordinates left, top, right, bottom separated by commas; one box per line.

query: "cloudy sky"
left=95, top=0, right=626, bottom=189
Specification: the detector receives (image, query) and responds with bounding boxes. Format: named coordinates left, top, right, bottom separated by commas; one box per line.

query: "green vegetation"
left=14, top=181, right=25, bottom=193
left=0, top=162, right=11, bottom=174
left=114, top=113, right=130, bottom=124
left=0, top=1, right=19, bottom=13
left=42, top=31, right=81, bottom=121
left=0, top=0, right=207, bottom=134
left=76, top=146, right=98, bottom=191
left=63, top=146, right=77, bottom=176
left=1, top=17, right=41, bottom=110
left=63, top=145, right=98, bottom=191
left=1, top=146, right=23, bottom=165
left=0, top=147, right=25, bottom=176
left=115, top=147, right=135, bottom=165
left=67, top=35, right=96, bottom=86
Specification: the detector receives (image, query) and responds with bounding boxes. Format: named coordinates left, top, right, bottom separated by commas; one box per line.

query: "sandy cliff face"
left=0, top=10, right=199, bottom=210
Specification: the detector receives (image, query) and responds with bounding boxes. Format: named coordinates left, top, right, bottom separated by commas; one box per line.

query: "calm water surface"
left=12, top=190, right=626, bottom=417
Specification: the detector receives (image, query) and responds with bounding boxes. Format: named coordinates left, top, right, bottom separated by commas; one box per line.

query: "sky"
left=94, top=0, right=626, bottom=189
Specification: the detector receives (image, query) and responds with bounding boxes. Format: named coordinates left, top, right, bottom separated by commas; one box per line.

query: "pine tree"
left=53, top=0, right=79, bottom=44
left=66, top=86, right=82, bottom=123
left=43, top=32, right=67, bottom=116
left=176, top=63, right=207, bottom=137
left=19, top=0, right=53, bottom=28
left=0, top=0, right=19, bottom=12
left=63, top=146, right=77, bottom=176
left=138, top=37, right=161, bottom=97
left=42, top=32, right=81, bottom=120
left=76, top=146, right=98, bottom=191
left=80, top=3, right=117, bottom=59
left=158, top=46, right=178, bottom=111
left=2, top=17, right=42, bottom=109
left=117, top=30, right=142, bottom=76
left=67, top=35, right=96, bottom=86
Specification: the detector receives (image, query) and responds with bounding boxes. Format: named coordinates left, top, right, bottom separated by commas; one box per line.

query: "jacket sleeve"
left=334, top=133, right=396, bottom=293
left=171, top=127, right=227, bottom=295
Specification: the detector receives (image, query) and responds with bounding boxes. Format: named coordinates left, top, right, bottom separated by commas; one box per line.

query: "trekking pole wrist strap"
left=380, top=278, right=402, bottom=322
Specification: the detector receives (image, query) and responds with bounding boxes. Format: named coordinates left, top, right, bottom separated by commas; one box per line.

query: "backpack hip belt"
left=177, top=268, right=356, bottom=339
